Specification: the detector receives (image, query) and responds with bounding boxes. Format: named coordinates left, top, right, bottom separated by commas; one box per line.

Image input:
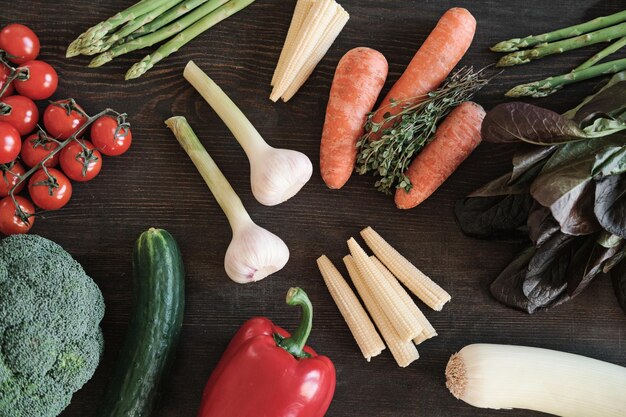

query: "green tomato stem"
left=9, top=108, right=125, bottom=222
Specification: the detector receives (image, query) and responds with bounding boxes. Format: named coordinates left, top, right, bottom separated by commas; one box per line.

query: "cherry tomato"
left=43, top=100, right=87, bottom=140
left=20, top=132, right=59, bottom=168
left=14, top=60, right=57, bottom=100
left=0, top=65, right=14, bottom=98
left=0, top=161, right=25, bottom=197
left=60, top=140, right=102, bottom=182
left=0, top=24, right=40, bottom=65
left=0, top=195, right=34, bottom=234
left=90, top=115, right=132, bottom=156
left=0, top=95, right=38, bottom=135
left=28, top=168, right=72, bottom=211
left=0, top=121, right=20, bottom=164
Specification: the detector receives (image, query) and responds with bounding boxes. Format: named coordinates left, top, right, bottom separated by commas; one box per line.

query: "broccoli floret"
left=0, top=234, right=105, bottom=417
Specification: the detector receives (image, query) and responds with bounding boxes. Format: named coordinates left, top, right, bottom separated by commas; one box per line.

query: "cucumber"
left=100, top=228, right=185, bottom=417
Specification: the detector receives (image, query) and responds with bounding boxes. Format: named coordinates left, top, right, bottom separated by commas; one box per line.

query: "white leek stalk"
left=165, top=116, right=289, bottom=284
left=183, top=60, right=313, bottom=206
left=446, top=344, right=626, bottom=417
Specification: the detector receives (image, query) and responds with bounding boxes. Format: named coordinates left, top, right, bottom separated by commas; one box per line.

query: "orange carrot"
left=395, top=101, right=485, bottom=209
left=320, top=47, right=388, bottom=189
left=371, top=8, right=476, bottom=137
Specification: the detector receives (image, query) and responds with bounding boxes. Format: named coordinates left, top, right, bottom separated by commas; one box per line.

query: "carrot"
left=371, top=8, right=476, bottom=137
left=320, top=47, right=388, bottom=189
left=395, top=101, right=485, bottom=209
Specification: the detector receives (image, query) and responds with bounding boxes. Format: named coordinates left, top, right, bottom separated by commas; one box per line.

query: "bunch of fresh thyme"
left=356, top=66, right=491, bottom=194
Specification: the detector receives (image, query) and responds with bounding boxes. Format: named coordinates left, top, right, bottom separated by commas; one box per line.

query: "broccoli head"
left=0, top=234, right=105, bottom=417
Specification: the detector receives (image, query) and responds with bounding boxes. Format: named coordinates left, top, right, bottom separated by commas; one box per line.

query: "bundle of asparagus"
left=66, top=0, right=255, bottom=80
left=491, top=9, right=626, bottom=97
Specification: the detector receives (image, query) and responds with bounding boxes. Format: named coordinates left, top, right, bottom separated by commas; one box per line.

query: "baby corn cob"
left=271, top=0, right=337, bottom=101
left=280, top=5, right=349, bottom=102
left=271, top=0, right=315, bottom=87
left=361, top=227, right=451, bottom=311
left=344, top=255, right=419, bottom=367
left=317, top=255, right=385, bottom=361
left=347, top=238, right=422, bottom=342
left=370, top=256, right=437, bottom=344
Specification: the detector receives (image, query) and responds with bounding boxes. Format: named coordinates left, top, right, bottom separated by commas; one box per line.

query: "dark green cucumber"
left=100, top=228, right=185, bottom=417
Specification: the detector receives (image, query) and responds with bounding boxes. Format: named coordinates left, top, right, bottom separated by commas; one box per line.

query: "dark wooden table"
left=3, top=0, right=625, bottom=416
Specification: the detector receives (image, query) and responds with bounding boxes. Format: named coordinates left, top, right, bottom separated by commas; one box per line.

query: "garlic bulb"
left=250, top=146, right=312, bottom=206
left=184, top=60, right=312, bottom=206
left=165, top=116, right=290, bottom=284
left=225, top=221, right=289, bottom=283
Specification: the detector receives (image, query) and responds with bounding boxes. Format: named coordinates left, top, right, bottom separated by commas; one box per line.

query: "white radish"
left=446, top=344, right=626, bottom=417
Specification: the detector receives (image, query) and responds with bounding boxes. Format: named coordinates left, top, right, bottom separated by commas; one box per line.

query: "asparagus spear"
left=125, top=0, right=256, bottom=80
left=99, top=1, right=183, bottom=53
left=498, top=22, right=626, bottom=67
left=125, top=0, right=210, bottom=42
left=492, top=9, right=626, bottom=52
left=505, top=58, right=626, bottom=97
left=575, top=36, right=626, bottom=71
left=66, top=0, right=175, bottom=57
left=89, top=0, right=229, bottom=68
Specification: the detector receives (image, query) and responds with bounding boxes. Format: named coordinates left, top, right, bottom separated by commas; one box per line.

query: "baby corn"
left=344, top=255, right=419, bottom=368
left=361, top=227, right=451, bottom=310
left=370, top=256, right=437, bottom=344
left=347, top=238, right=422, bottom=342
left=317, top=255, right=385, bottom=361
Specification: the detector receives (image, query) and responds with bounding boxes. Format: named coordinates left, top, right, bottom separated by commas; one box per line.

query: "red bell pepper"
left=198, top=287, right=336, bottom=417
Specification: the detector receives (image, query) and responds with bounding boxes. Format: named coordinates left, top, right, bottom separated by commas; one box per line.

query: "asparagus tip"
left=125, top=58, right=151, bottom=80
left=88, top=52, right=113, bottom=68
left=80, top=40, right=111, bottom=56
left=490, top=39, right=521, bottom=53
left=497, top=52, right=530, bottom=67
left=66, top=38, right=83, bottom=58
left=505, top=82, right=555, bottom=98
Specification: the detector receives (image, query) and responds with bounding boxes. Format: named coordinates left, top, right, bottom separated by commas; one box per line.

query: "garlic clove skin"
left=250, top=147, right=313, bottom=206
left=224, top=221, right=290, bottom=284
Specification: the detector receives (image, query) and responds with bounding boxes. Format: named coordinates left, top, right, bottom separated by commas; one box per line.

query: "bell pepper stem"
left=278, top=287, right=313, bottom=359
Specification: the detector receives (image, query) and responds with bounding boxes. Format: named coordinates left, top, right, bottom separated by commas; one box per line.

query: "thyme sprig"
left=356, top=66, right=492, bottom=194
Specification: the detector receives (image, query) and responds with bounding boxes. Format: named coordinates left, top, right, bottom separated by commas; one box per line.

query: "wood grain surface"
left=1, top=0, right=625, bottom=416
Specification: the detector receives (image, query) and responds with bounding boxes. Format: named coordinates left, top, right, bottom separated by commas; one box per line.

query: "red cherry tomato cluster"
left=0, top=24, right=132, bottom=235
